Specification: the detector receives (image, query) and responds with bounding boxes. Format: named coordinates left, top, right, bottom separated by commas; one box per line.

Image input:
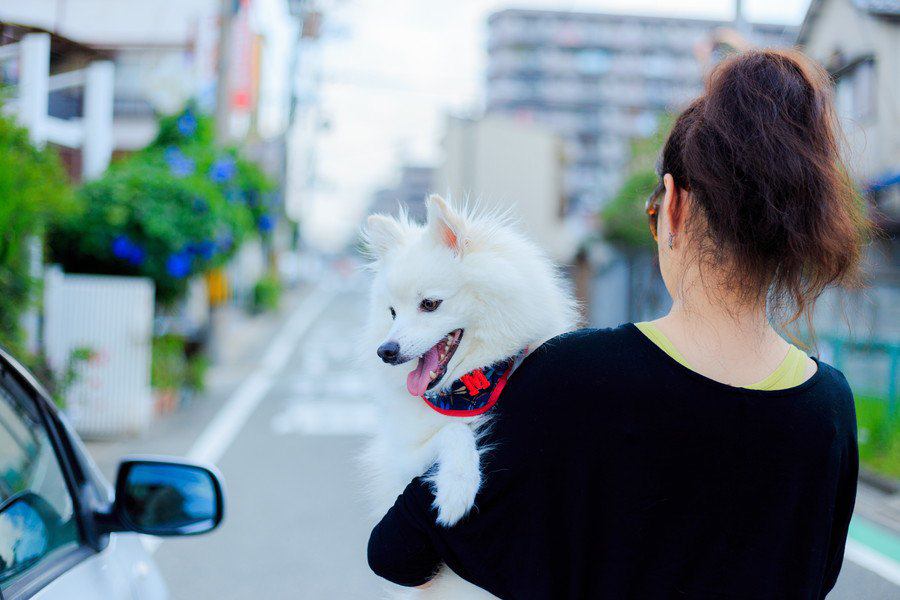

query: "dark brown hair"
left=659, top=49, right=868, bottom=337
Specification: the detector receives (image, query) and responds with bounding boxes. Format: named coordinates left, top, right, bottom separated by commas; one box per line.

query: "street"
left=86, top=272, right=900, bottom=599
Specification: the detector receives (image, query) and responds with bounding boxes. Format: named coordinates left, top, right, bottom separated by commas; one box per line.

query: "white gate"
left=44, top=268, right=155, bottom=437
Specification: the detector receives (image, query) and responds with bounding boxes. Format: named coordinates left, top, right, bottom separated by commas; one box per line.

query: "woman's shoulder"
left=809, top=359, right=857, bottom=424
left=529, top=324, right=641, bottom=366
left=507, top=325, right=641, bottom=394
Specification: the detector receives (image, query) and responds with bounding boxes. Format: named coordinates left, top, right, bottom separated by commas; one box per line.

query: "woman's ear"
left=425, top=194, right=467, bottom=256
left=364, top=214, right=405, bottom=260
left=662, top=173, right=684, bottom=236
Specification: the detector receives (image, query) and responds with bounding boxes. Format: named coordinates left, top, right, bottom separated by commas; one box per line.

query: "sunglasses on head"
left=644, top=180, right=665, bottom=242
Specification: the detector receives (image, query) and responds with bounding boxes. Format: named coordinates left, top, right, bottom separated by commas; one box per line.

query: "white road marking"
left=143, top=283, right=336, bottom=554
left=271, top=401, right=377, bottom=435
left=845, top=539, right=900, bottom=586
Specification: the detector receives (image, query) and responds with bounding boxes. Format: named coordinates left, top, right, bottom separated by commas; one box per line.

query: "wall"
left=801, top=0, right=900, bottom=183
left=437, top=115, right=575, bottom=262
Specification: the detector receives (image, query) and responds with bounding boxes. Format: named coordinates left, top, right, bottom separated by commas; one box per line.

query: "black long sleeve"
left=822, top=414, right=859, bottom=595
left=367, top=478, right=441, bottom=587
left=368, top=325, right=860, bottom=599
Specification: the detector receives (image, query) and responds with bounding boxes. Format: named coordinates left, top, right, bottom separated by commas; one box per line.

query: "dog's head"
left=363, top=195, right=575, bottom=398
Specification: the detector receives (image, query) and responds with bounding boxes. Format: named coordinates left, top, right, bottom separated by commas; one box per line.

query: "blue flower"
left=127, top=245, right=146, bottom=266
left=208, top=157, right=236, bottom=183
left=111, top=235, right=146, bottom=266
left=164, top=146, right=195, bottom=177
left=198, top=240, right=216, bottom=259
left=111, top=235, right=133, bottom=259
left=257, top=214, right=275, bottom=233
left=187, top=240, right=216, bottom=260
left=177, top=110, right=197, bottom=137
left=165, top=252, right=192, bottom=279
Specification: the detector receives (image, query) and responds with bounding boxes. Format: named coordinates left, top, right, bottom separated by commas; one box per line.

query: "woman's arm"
left=821, top=432, right=859, bottom=595
left=367, top=478, right=441, bottom=587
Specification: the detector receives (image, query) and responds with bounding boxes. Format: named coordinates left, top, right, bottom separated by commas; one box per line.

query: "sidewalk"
left=848, top=476, right=900, bottom=586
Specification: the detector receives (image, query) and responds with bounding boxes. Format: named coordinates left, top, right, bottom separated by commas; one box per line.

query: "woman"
left=368, top=49, right=865, bottom=599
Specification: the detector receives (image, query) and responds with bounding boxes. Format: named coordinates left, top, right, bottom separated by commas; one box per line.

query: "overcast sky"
left=301, top=0, right=811, bottom=250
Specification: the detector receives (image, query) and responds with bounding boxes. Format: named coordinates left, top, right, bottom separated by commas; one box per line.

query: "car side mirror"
left=100, top=457, right=225, bottom=537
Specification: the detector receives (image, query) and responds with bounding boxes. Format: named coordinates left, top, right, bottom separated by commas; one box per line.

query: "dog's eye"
left=389, top=307, right=396, bottom=319
left=419, top=298, right=442, bottom=312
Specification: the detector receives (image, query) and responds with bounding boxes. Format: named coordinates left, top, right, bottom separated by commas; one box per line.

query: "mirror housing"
left=98, top=457, right=225, bottom=537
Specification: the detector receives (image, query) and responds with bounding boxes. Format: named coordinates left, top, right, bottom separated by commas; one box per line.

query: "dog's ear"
left=363, top=214, right=405, bottom=259
left=426, top=194, right=466, bottom=257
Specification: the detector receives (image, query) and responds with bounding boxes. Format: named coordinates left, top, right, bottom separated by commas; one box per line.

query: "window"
left=0, top=379, right=81, bottom=590
left=836, top=58, right=877, bottom=123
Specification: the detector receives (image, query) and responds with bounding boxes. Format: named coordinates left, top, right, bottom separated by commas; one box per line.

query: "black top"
left=368, top=325, right=859, bottom=599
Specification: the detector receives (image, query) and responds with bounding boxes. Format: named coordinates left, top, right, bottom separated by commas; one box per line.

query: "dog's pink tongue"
left=407, top=344, right=440, bottom=396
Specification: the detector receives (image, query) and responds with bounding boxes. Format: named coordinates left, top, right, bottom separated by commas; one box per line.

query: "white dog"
left=361, top=195, right=578, bottom=598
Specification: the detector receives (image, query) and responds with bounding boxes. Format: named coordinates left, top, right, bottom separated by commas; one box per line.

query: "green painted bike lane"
left=850, top=517, right=900, bottom=562
left=846, top=515, right=900, bottom=586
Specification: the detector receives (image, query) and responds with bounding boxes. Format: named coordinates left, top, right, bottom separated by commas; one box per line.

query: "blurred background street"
left=0, top=0, right=898, bottom=598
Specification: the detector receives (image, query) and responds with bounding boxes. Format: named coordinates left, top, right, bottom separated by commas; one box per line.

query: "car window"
left=0, top=378, right=81, bottom=589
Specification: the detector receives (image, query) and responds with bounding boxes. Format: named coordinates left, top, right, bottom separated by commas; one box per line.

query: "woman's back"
left=368, top=48, right=865, bottom=599
left=369, top=326, right=858, bottom=599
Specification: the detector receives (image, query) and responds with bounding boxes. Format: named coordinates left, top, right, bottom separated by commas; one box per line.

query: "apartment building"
left=486, top=8, right=796, bottom=211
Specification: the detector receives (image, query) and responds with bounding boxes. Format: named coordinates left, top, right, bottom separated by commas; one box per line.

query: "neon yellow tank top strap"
left=635, top=322, right=809, bottom=391
left=744, top=345, right=809, bottom=391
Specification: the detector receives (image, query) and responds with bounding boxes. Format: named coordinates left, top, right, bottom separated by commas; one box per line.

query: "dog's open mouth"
left=406, top=329, right=463, bottom=397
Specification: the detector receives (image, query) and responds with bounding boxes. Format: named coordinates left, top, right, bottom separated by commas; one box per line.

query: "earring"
left=667, top=232, right=675, bottom=250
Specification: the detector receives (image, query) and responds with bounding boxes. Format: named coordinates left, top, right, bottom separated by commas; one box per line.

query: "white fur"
left=361, top=196, right=578, bottom=598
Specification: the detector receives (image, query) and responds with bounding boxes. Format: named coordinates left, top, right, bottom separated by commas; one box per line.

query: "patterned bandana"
left=421, top=349, right=528, bottom=417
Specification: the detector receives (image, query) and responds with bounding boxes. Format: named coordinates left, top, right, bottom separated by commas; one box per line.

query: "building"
left=799, top=0, right=899, bottom=233
left=0, top=0, right=298, bottom=161
left=798, top=0, right=899, bottom=367
left=435, top=115, right=575, bottom=263
left=485, top=8, right=796, bottom=212
left=370, top=164, right=435, bottom=223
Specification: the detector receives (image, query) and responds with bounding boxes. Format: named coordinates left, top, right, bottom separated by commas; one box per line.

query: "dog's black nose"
left=377, top=341, right=401, bottom=364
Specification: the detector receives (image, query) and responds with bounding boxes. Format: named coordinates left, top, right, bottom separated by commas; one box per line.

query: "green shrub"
left=186, top=353, right=211, bottom=392
left=0, top=113, right=77, bottom=356
left=856, top=395, right=900, bottom=478
left=601, top=170, right=659, bottom=251
left=599, top=114, right=673, bottom=251
left=47, top=103, right=279, bottom=306
left=151, top=335, right=187, bottom=391
left=151, top=335, right=210, bottom=393
left=252, top=274, right=282, bottom=313
left=149, top=105, right=278, bottom=239
left=48, top=159, right=243, bottom=305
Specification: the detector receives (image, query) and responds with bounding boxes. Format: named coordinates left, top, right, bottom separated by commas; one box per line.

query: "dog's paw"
left=432, top=456, right=481, bottom=527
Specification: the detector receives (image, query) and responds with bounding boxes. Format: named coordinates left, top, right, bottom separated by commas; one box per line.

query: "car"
left=0, top=346, right=225, bottom=599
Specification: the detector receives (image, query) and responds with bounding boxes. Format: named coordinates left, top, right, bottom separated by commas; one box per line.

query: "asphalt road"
left=87, top=273, right=900, bottom=599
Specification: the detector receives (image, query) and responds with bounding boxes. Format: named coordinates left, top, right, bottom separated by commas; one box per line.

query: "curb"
left=860, top=467, right=900, bottom=495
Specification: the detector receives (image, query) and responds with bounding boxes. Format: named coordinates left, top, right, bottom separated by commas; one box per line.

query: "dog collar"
left=421, top=349, right=528, bottom=417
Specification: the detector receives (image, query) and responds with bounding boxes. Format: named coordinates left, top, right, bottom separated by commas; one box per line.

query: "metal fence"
left=43, top=268, right=155, bottom=437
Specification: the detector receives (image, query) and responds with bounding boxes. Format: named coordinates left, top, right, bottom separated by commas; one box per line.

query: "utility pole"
left=734, top=0, right=750, bottom=37
left=215, top=0, right=234, bottom=145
